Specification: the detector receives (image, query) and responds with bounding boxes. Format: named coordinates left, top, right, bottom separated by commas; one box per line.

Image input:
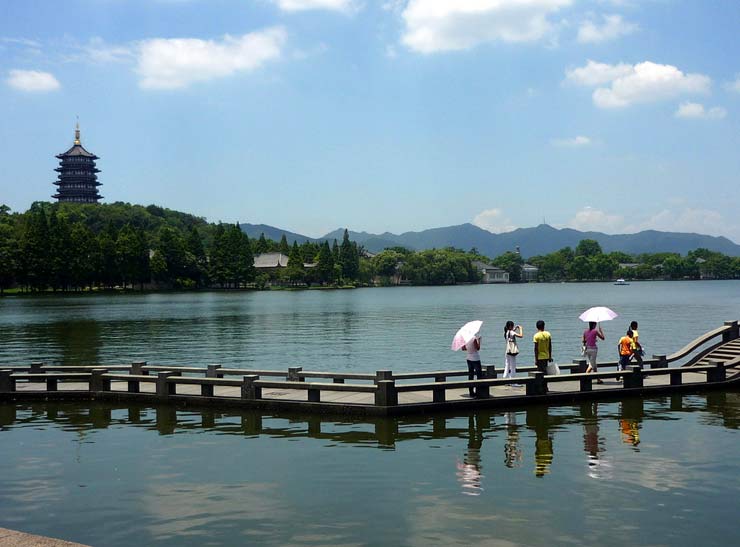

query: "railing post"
left=707, top=360, right=726, bottom=383
left=156, top=371, right=179, bottom=396
left=90, top=368, right=109, bottom=392
left=207, top=363, right=222, bottom=378
left=201, top=382, right=214, bottom=397
left=375, top=379, right=398, bottom=406
left=477, top=381, right=490, bottom=398
left=573, top=359, right=587, bottom=374
left=527, top=372, right=546, bottom=396
left=433, top=376, right=445, bottom=403
left=307, top=386, right=320, bottom=402
left=131, top=361, right=147, bottom=375
left=242, top=375, right=261, bottom=400
left=670, top=369, right=683, bottom=386
left=375, top=370, right=393, bottom=385
left=287, top=367, right=303, bottom=382
left=0, top=370, right=15, bottom=393
left=651, top=355, right=668, bottom=369
left=46, top=377, right=58, bottom=392
left=723, top=320, right=739, bottom=342
left=624, top=366, right=643, bottom=389
left=483, top=365, right=497, bottom=379
left=580, top=376, right=592, bottom=392
left=127, top=378, right=141, bottom=393
left=30, top=362, right=44, bottom=374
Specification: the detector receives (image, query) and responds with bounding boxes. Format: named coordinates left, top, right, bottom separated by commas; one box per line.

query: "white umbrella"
left=579, top=306, right=618, bottom=323
left=451, top=320, right=483, bottom=351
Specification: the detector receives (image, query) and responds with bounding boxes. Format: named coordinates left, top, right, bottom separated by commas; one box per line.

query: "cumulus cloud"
left=577, top=14, right=638, bottom=43
left=472, top=208, right=517, bottom=234
left=566, top=60, right=710, bottom=108
left=565, top=206, right=738, bottom=240
left=137, top=27, right=286, bottom=89
left=551, top=135, right=592, bottom=147
left=85, top=37, right=135, bottom=64
left=674, top=102, right=726, bottom=120
left=272, top=0, right=356, bottom=12
left=400, top=0, right=572, bottom=54
left=567, top=206, right=624, bottom=232
left=6, top=69, right=60, bottom=91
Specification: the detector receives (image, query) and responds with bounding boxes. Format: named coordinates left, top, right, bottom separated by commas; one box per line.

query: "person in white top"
left=503, top=321, right=523, bottom=385
left=462, top=335, right=482, bottom=398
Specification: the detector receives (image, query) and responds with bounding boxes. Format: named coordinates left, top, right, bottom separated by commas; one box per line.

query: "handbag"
left=580, top=344, right=586, bottom=356
left=546, top=362, right=560, bottom=375
left=505, top=333, right=519, bottom=355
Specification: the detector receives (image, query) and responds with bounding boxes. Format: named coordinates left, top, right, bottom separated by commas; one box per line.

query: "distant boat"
left=614, top=278, right=630, bottom=286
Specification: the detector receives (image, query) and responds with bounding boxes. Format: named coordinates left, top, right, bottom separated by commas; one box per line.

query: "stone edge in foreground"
left=0, top=527, right=90, bottom=547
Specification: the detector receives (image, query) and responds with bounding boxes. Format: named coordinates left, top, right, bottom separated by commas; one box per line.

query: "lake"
left=1, top=281, right=739, bottom=371
left=1, top=281, right=739, bottom=545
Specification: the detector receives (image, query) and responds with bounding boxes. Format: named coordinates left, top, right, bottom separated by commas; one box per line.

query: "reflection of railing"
left=1, top=320, right=738, bottom=414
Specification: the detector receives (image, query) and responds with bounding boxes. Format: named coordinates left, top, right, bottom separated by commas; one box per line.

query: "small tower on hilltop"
left=52, top=122, right=103, bottom=203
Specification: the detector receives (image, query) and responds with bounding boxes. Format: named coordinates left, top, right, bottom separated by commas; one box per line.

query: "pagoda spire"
left=74, top=118, right=81, bottom=145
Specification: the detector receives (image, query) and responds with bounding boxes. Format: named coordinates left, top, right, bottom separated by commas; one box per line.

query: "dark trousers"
left=535, top=359, right=549, bottom=373
left=467, top=360, right=482, bottom=397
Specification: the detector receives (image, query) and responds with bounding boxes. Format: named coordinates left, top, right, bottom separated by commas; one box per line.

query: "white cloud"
left=565, top=206, right=738, bottom=241
left=6, top=69, right=60, bottom=91
left=565, top=59, right=632, bottom=86
left=674, top=102, right=726, bottom=120
left=577, top=14, right=637, bottom=43
left=136, top=27, right=286, bottom=90
left=566, top=60, right=710, bottom=108
left=472, top=208, right=517, bottom=234
left=272, top=0, right=356, bottom=12
left=725, top=76, right=740, bottom=93
left=400, top=0, right=572, bottom=54
left=551, top=135, right=592, bottom=147
left=85, top=37, right=135, bottom=64
left=566, top=206, right=624, bottom=232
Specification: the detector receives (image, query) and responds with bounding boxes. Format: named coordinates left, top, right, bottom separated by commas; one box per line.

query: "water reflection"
left=456, top=415, right=485, bottom=495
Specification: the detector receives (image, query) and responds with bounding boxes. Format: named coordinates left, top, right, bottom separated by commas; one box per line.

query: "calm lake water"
left=1, top=282, right=739, bottom=546
left=1, top=281, right=739, bottom=370
left=1, top=394, right=740, bottom=546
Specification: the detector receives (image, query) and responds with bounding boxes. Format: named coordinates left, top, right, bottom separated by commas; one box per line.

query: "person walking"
left=617, top=329, right=634, bottom=380
left=583, top=321, right=605, bottom=383
left=504, top=321, right=523, bottom=385
left=462, top=334, right=482, bottom=398
left=533, top=320, right=553, bottom=373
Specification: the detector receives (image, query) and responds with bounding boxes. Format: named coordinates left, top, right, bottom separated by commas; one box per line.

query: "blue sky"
left=1, top=0, right=739, bottom=242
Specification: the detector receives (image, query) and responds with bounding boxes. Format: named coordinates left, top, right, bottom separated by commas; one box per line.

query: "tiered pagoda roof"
left=52, top=123, right=103, bottom=203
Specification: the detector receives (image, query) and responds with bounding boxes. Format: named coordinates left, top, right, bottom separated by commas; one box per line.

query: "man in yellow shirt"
left=533, top=320, right=553, bottom=373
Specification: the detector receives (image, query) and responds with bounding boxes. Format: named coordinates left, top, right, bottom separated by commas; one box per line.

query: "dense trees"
left=1, top=201, right=738, bottom=293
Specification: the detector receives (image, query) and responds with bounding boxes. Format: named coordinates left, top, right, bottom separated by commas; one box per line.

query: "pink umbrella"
left=451, top=320, right=483, bottom=351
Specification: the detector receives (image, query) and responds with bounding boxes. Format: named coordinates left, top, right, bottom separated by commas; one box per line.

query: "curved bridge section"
left=1, top=320, right=738, bottom=416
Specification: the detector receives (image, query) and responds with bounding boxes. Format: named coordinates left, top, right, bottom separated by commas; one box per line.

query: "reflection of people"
left=527, top=406, right=553, bottom=477
left=462, top=335, right=482, bottom=398
left=620, top=419, right=640, bottom=447
left=583, top=322, right=605, bottom=383
left=503, top=411, right=522, bottom=468
left=503, top=321, right=523, bottom=383
left=533, top=320, right=553, bottom=373
left=457, top=415, right=484, bottom=495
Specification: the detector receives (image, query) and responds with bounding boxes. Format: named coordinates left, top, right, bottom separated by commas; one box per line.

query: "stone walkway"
left=0, top=528, right=90, bottom=547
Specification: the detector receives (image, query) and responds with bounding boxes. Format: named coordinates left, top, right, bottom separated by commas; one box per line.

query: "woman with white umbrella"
left=579, top=307, right=618, bottom=384
left=452, top=320, right=483, bottom=398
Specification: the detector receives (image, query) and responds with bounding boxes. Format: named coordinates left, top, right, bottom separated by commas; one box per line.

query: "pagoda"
left=52, top=123, right=103, bottom=203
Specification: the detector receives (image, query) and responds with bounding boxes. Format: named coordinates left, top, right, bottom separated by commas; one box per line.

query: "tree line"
left=1, top=203, right=737, bottom=295
left=0, top=202, right=363, bottom=293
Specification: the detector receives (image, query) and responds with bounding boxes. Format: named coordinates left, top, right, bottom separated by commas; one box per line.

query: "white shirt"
left=466, top=336, right=481, bottom=361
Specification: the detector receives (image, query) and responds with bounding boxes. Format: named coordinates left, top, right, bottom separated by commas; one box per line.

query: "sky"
left=1, top=0, right=739, bottom=242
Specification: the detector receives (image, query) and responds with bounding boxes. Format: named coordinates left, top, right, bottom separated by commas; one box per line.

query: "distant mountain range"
left=240, top=222, right=740, bottom=258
